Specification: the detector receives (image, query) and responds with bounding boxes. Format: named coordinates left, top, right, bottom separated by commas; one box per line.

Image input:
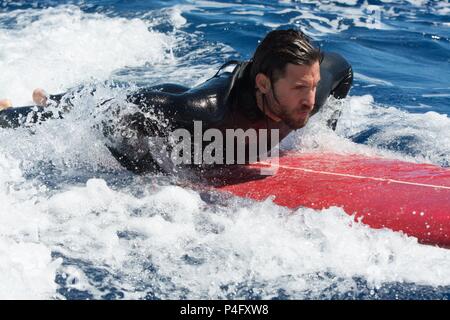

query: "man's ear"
left=255, top=73, right=271, bottom=94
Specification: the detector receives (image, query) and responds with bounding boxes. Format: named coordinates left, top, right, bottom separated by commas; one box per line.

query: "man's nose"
left=303, top=88, right=316, bottom=111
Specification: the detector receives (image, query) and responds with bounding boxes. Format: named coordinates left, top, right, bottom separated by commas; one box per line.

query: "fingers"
left=0, top=99, right=12, bottom=110
left=32, top=88, right=48, bottom=106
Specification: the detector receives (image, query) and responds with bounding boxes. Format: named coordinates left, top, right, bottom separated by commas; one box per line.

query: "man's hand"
left=0, top=99, right=12, bottom=110
left=32, top=88, right=48, bottom=106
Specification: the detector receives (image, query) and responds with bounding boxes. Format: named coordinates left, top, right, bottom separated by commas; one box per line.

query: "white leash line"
left=257, top=162, right=450, bottom=190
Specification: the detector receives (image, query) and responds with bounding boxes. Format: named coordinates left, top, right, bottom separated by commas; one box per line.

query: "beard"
left=282, top=110, right=310, bottom=129
left=265, top=89, right=313, bottom=130
left=274, top=105, right=312, bottom=130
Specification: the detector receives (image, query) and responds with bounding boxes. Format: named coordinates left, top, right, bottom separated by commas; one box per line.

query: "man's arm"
left=124, top=73, right=235, bottom=134
left=0, top=87, right=73, bottom=129
left=0, top=105, right=62, bottom=128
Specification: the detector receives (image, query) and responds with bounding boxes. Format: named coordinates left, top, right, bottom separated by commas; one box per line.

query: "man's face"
left=265, top=61, right=320, bottom=129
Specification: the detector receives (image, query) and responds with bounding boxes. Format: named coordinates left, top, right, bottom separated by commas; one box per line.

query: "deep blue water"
left=0, top=0, right=449, bottom=300
left=2, top=0, right=448, bottom=113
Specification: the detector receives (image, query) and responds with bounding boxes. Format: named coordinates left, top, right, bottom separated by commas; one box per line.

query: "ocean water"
left=0, top=0, right=449, bottom=300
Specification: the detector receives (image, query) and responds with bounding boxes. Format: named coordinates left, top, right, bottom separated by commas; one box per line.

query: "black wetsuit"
left=0, top=52, right=353, bottom=173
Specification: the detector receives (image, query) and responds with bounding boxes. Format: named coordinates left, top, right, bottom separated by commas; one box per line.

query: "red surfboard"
left=207, top=153, right=450, bottom=248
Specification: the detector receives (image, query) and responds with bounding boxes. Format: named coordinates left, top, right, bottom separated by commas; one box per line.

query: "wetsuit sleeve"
left=0, top=105, right=61, bottom=128
left=313, top=51, right=353, bottom=116
left=0, top=90, right=77, bottom=129
left=124, top=75, right=234, bottom=134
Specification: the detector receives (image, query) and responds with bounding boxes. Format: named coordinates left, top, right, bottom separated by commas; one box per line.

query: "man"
left=0, top=29, right=353, bottom=173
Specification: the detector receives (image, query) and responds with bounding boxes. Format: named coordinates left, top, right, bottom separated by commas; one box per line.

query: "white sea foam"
left=0, top=240, right=61, bottom=299
left=8, top=177, right=447, bottom=299
left=0, top=153, right=61, bottom=299
left=354, top=72, right=394, bottom=87
left=284, top=95, right=450, bottom=167
left=0, top=5, right=176, bottom=105
left=230, top=10, right=265, bottom=16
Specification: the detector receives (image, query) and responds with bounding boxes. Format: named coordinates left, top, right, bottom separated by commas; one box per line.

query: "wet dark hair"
left=250, top=29, right=321, bottom=86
